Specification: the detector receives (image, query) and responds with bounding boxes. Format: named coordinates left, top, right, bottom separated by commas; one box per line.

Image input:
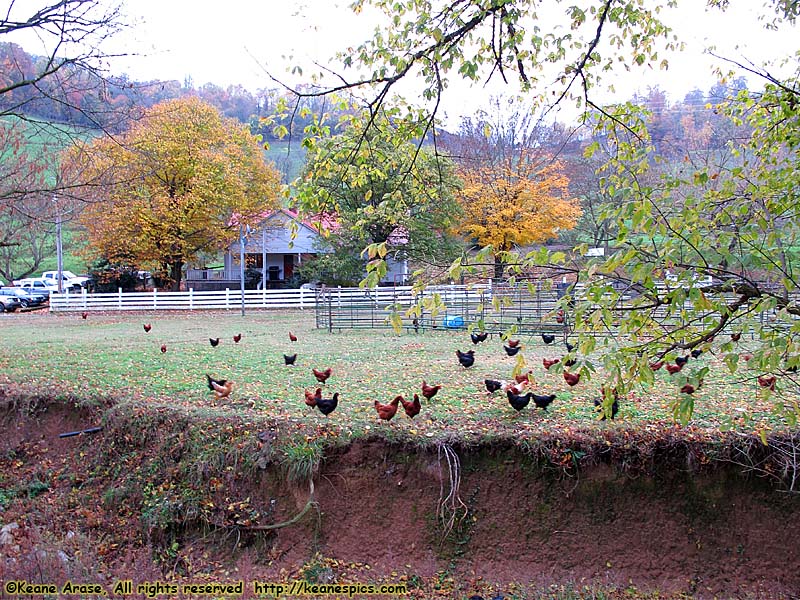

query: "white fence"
left=49, top=287, right=317, bottom=312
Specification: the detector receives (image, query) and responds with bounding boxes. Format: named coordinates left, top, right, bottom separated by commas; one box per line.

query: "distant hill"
left=263, top=138, right=307, bottom=183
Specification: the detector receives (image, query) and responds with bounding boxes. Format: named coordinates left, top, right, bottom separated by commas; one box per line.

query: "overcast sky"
left=11, top=1, right=800, bottom=125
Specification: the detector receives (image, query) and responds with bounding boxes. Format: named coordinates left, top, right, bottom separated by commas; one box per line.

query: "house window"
left=245, top=254, right=263, bottom=269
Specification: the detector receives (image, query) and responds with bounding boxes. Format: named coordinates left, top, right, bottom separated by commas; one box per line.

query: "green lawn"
left=0, top=310, right=788, bottom=445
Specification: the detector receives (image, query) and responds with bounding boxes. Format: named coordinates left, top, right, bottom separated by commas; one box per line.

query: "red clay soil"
left=1, top=402, right=799, bottom=599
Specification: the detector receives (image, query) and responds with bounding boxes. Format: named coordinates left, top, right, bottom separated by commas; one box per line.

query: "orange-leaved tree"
left=456, top=151, right=581, bottom=280
left=71, top=97, right=281, bottom=290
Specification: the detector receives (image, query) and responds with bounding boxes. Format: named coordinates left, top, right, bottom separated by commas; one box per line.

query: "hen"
left=541, top=333, right=556, bottom=345
left=289, top=331, right=298, bottom=342
left=206, top=373, right=227, bottom=391
left=421, top=381, right=442, bottom=400
left=456, top=349, right=475, bottom=368
left=730, top=332, right=741, bottom=342
left=374, top=396, right=401, bottom=421
left=506, top=389, right=533, bottom=411
left=532, top=393, right=557, bottom=410
left=160, top=344, right=167, bottom=353
left=485, top=379, right=503, bottom=393
left=81, top=312, right=88, bottom=319
left=207, top=376, right=233, bottom=400
left=542, top=357, right=560, bottom=371
left=665, top=363, right=683, bottom=375
left=680, top=383, right=696, bottom=395
left=758, top=375, right=777, bottom=390
left=506, top=339, right=520, bottom=348
left=675, top=355, right=689, bottom=367
left=143, top=323, right=152, bottom=333
left=649, top=360, right=664, bottom=371
left=209, top=337, right=220, bottom=347
left=313, top=367, right=332, bottom=383
left=401, top=394, right=422, bottom=418
left=563, top=371, right=581, bottom=387
left=515, top=371, right=534, bottom=384
left=565, top=340, right=575, bottom=353
left=470, top=331, right=489, bottom=345
left=690, top=348, right=703, bottom=359
left=233, top=333, right=242, bottom=343
left=503, top=345, right=521, bottom=357
left=304, top=388, right=322, bottom=409
left=316, top=392, right=339, bottom=416
left=284, top=353, right=297, bottom=365
left=593, top=397, right=619, bottom=420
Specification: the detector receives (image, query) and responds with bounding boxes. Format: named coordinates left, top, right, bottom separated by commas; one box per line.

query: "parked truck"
left=41, top=270, right=90, bottom=290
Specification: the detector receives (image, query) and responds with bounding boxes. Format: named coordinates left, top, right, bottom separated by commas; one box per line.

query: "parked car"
left=42, top=270, right=90, bottom=290
left=0, top=294, right=22, bottom=312
left=0, top=287, right=47, bottom=308
left=13, top=278, right=59, bottom=298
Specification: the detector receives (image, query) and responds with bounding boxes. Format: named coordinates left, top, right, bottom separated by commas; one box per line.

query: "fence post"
left=118, top=288, right=123, bottom=309
left=189, top=288, right=194, bottom=310
left=299, top=286, right=304, bottom=310
left=225, top=288, right=230, bottom=309
left=81, top=287, right=87, bottom=309
left=153, top=288, right=158, bottom=310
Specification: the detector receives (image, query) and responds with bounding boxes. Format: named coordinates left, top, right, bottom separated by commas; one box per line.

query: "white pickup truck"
left=42, top=270, right=90, bottom=290
left=12, top=277, right=60, bottom=297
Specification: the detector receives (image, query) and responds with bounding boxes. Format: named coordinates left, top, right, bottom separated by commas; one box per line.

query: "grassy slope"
left=0, top=310, right=788, bottom=445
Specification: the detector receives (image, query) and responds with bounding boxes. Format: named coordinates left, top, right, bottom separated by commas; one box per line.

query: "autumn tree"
left=456, top=151, right=581, bottom=279
left=74, top=97, right=282, bottom=290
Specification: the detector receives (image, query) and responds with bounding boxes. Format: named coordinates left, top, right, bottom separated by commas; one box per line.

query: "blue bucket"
left=442, top=315, right=465, bottom=328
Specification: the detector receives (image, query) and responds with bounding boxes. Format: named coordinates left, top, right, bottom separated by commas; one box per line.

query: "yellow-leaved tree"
left=72, top=97, right=281, bottom=290
left=457, top=151, right=581, bottom=279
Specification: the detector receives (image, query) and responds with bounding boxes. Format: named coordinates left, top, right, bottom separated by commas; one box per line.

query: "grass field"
left=0, top=309, right=788, bottom=445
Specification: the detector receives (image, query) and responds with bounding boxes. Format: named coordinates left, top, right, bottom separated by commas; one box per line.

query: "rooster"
left=143, top=323, right=152, bottom=333
left=649, top=360, right=664, bottom=371
left=304, top=388, right=322, bottom=409
left=506, top=389, right=533, bottom=411
left=316, top=393, right=339, bottom=416
left=209, top=337, right=220, bottom=347
left=506, top=339, right=520, bottom=348
left=456, top=349, right=475, bottom=368
left=401, top=394, right=421, bottom=418
left=563, top=371, right=581, bottom=387
left=541, top=333, right=556, bottom=345
left=758, top=375, right=777, bottom=390
left=665, top=363, right=683, bottom=375
left=313, top=367, right=332, bottom=383
left=421, top=381, right=441, bottom=400
left=543, top=358, right=560, bottom=370
left=160, top=344, right=167, bottom=353
left=233, top=333, right=242, bottom=343
left=289, top=331, right=298, bottom=342
left=374, top=396, right=401, bottom=421
left=503, top=345, right=521, bottom=357
left=284, top=353, right=297, bottom=365
left=470, top=331, right=488, bottom=345
left=532, top=393, right=557, bottom=410
left=563, top=358, right=577, bottom=367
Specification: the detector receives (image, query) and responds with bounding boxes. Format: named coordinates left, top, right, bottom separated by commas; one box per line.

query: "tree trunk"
left=170, top=261, right=183, bottom=291
left=494, top=255, right=504, bottom=282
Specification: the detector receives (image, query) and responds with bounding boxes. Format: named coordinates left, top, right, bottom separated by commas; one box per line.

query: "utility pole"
left=54, top=195, right=63, bottom=294
left=239, top=224, right=246, bottom=317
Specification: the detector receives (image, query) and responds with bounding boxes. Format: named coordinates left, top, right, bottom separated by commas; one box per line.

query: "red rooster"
left=515, top=371, right=533, bottom=384
left=680, top=383, right=696, bottom=395
left=313, top=367, right=332, bottom=384
left=160, top=344, right=167, bottom=353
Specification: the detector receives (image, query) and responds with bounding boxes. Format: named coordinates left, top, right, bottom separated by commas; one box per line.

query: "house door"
left=283, top=255, right=294, bottom=279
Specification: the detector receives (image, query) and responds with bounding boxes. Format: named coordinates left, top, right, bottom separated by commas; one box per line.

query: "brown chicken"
left=741, top=352, right=754, bottom=362
left=542, top=358, right=560, bottom=370
left=143, top=323, right=152, bottom=333
left=401, top=394, right=421, bottom=418
left=160, top=344, right=167, bottom=353
left=304, top=388, right=322, bottom=409
left=515, top=371, right=533, bottom=384
left=665, top=363, right=683, bottom=374
left=211, top=380, right=233, bottom=400
left=421, top=381, right=442, bottom=400
left=81, top=312, right=88, bottom=319
left=680, top=383, right=696, bottom=395
left=758, top=375, right=777, bottom=390
left=289, top=331, right=298, bottom=342
left=313, top=367, right=332, bottom=383
left=649, top=360, right=664, bottom=371
left=507, top=339, right=520, bottom=348
left=563, top=370, right=581, bottom=387
left=730, top=332, right=741, bottom=342
left=374, top=396, right=401, bottom=421
left=233, top=333, right=242, bottom=343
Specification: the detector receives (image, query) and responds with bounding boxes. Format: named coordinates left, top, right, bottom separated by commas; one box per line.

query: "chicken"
left=680, top=383, right=696, bottom=395
left=563, top=370, right=581, bottom=387
left=233, top=333, right=242, bottom=343
left=209, top=378, right=233, bottom=400
left=81, top=312, right=88, bottom=319
left=649, top=360, right=664, bottom=371
left=401, top=394, right=421, bottom=418
left=375, top=396, right=401, bottom=421
left=209, top=337, right=220, bottom=347
left=316, top=392, right=339, bottom=416
left=304, top=388, right=322, bottom=409
left=206, top=373, right=227, bottom=391
left=501, top=380, right=526, bottom=395
left=542, top=358, right=560, bottom=371
left=515, top=371, right=533, bottom=384
left=565, top=341, right=575, bottom=353
left=506, top=389, right=533, bottom=411
left=555, top=315, right=565, bottom=324
left=730, top=332, right=741, bottom=342
left=758, top=375, right=777, bottom=390
left=506, top=339, right=520, bottom=348
left=563, top=358, right=577, bottom=368
left=675, top=355, right=689, bottom=367
left=593, top=397, right=619, bottom=420
left=421, top=381, right=442, bottom=400
left=470, top=331, right=489, bottom=345
left=160, top=344, right=167, bottom=353
left=313, top=367, right=332, bottom=383
left=485, top=379, right=503, bottom=393
left=143, top=323, right=152, bottom=333
left=741, top=352, right=754, bottom=362
left=289, top=331, right=298, bottom=342
left=284, top=353, right=297, bottom=365
left=690, top=348, right=703, bottom=359
left=456, top=349, right=475, bottom=368
left=532, top=393, right=557, bottom=410
left=541, top=333, right=556, bottom=345
left=503, top=345, right=521, bottom=356
left=665, top=363, right=683, bottom=375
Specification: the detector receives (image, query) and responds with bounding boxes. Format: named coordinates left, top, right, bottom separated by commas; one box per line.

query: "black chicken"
left=485, top=379, right=503, bottom=393
left=205, top=373, right=227, bottom=391
left=284, top=353, right=297, bottom=365
left=594, top=397, right=619, bottom=420
left=690, top=349, right=703, bottom=359
left=541, top=333, right=556, bottom=345
left=506, top=389, right=533, bottom=411
left=565, top=340, right=575, bottom=353
left=209, top=337, right=220, bottom=347
left=675, top=354, right=689, bottom=367
left=470, top=331, right=489, bottom=344
left=503, top=345, right=521, bottom=356
left=532, top=393, right=557, bottom=410
left=456, top=349, right=475, bottom=368
left=316, top=393, right=339, bottom=416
